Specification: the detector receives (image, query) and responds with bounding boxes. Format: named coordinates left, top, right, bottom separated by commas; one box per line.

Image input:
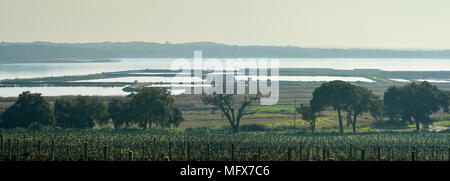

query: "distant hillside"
left=1, top=41, right=450, bottom=62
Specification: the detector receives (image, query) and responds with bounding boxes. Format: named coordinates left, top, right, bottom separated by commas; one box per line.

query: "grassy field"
left=171, top=83, right=450, bottom=132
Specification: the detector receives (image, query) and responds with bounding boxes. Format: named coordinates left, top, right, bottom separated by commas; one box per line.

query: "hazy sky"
left=1, top=0, right=450, bottom=49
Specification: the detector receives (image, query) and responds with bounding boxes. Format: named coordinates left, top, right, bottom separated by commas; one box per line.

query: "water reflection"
left=2, top=58, right=450, bottom=80
left=0, top=86, right=186, bottom=97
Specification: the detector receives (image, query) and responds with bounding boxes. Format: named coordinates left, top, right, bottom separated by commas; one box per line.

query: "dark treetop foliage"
left=107, top=88, right=184, bottom=130
left=296, top=103, right=319, bottom=134
left=1, top=89, right=184, bottom=130
left=345, top=86, right=382, bottom=133
left=311, top=80, right=358, bottom=134
left=0, top=91, right=53, bottom=128
left=108, top=98, right=130, bottom=129
left=308, top=81, right=383, bottom=134
left=127, top=87, right=178, bottom=130
left=168, top=106, right=185, bottom=128
left=54, top=96, right=109, bottom=129
left=54, top=88, right=184, bottom=130
left=383, top=81, right=449, bottom=131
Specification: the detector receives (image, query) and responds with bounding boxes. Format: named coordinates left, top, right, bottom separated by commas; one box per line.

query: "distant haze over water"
left=1, top=58, right=450, bottom=80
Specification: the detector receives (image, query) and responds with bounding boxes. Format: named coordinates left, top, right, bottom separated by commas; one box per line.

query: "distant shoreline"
left=0, top=58, right=119, bottom=64
left=2, top=57, right=450, bottom=65
left=2, top=42, right=450, bottom=61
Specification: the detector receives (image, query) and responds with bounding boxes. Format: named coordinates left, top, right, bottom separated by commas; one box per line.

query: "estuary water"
left=1, top=58, right=450, bottom=80
left=1, top=58, right=450, bottom=97
left=0, top=86, right=186, bottom=97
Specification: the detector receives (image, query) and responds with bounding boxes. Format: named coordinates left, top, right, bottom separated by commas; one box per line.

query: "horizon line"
left=1, top=40, right=449, bottom=51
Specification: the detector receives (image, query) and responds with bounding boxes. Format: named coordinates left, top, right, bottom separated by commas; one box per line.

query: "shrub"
left=240, top=124, right=268, bottom=131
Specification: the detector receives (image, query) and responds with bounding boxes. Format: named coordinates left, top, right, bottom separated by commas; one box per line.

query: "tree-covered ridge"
left=1, top=41, right=450, bottom=62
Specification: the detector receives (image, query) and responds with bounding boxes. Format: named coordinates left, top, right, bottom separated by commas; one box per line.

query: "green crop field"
left=0, top=128, right=449, bottom=161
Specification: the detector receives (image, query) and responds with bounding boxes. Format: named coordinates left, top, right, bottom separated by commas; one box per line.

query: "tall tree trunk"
left=235, top=117, right=241, bottom=132
left=337, top=108, right=344, bottom=134
left=222, top=109, right=234, bottom=131
left=143, top=120, right=148, bottom=130
left=352, top=112, right=357, bottom=133
left=232, top=122, right=238, bottom=132
left=414, top=117, right=420, bottom=131
left=231, top=109, right=237, bottom=132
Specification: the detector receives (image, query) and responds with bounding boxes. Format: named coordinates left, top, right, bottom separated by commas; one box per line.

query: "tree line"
left=298, top=81, right=449, bottom=134
left=0, top=88, right=185, bottom=129
left=0, top=81, right=448, bottom=133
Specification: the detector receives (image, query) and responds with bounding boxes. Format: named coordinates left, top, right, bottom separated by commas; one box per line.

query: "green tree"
left=296, top=103, right=319, bottom=134
left=122, top=100, right=136, bottom=129
left=129, top=88, right=174, bottom=130
left=0, top=91, right=53, bottom=128
left=108, top=98, right=136, bottom=129
left=108, top=98, right=125, bottom=129
left=90, top=97, right=109, bottom=128
left=369, top=98, right=384, bottom=121
left=311, top=80, right=358, bottom=134
left=345, top=86, right=382, bottom=132
left=384, top=82, right=449, bottom=130
left=54, top=96, right=109, bottom=129
left=202, top=92, right=261, bottom=132
left=168, top=106, right=185, bottom=128
left=383, top=86, right=403, bottom=121
left=54, top=98, right=73, bottom=128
